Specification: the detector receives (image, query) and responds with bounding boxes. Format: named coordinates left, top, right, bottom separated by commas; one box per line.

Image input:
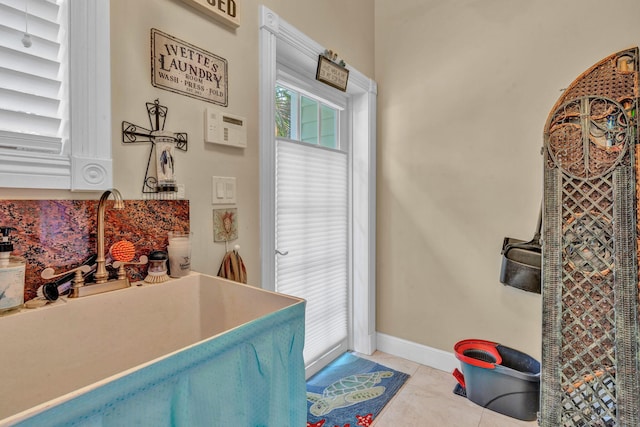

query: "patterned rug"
left=306, top=352, right=410, bottom=427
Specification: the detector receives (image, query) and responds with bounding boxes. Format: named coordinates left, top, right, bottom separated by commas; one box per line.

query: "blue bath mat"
left=306, top=352, right=409, bottom=427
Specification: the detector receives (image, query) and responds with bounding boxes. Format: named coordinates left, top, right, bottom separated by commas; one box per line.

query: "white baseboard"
left=375, top=332, right=459, bottom=373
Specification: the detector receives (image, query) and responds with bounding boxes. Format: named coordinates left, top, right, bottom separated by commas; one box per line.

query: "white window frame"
left=259, top=5, right=377, bottom=355
left=275, top=78, right=346, bottom=150
left=0, top=0, right=112, bottom=191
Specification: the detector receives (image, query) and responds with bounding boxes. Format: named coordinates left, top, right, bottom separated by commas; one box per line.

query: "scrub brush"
left=144, top=250, right=169, bottom=284
left=109, top=240, right=136, bottom=262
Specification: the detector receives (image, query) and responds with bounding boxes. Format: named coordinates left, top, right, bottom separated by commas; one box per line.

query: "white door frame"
left=258, top=5, right=377, bottom=355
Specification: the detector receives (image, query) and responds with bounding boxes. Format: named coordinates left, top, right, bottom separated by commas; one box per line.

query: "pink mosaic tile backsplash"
left=0, top=199, right=189, bottom=301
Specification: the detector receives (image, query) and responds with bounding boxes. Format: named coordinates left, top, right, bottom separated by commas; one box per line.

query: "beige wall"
left=9, top=0, right=640, bottom=363
left=0, top=1, right=374, bottom=286
left=113, top=0, right=373, bottom=281
left=375, top=0, right=640, bottom=359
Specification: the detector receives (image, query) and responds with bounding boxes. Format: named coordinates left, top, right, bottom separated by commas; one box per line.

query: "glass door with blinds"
left=274, top=83, right=350, bottom=376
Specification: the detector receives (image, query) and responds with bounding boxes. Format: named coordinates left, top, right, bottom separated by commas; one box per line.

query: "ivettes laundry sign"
left=151, top=29, right=228, bottom=107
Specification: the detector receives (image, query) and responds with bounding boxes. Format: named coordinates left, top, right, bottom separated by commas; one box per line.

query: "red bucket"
left=454, top=339, right=502, bottom=369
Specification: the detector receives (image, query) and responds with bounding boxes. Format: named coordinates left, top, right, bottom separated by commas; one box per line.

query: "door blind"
left=0, top=0, right=64, bottom=154
left=275, top=138, right=349, bottom=365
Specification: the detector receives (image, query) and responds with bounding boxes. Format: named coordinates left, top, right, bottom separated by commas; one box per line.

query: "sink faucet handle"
left=112, top=255, right=148, bottom=269
left=41, top=264, right=92, bottom=281
left=112, top=255, right=148, bottom=280
left=41, top=264, right=92, bottom=293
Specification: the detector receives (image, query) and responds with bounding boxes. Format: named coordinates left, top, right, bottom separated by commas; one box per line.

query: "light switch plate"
left=212, top=176, right=236, bottom=204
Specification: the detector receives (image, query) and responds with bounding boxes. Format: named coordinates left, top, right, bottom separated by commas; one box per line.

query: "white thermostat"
left=204, top=107, right=247, bottom=148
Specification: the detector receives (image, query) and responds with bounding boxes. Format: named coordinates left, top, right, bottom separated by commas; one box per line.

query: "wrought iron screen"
left=541, top=49, right=640, bottom=427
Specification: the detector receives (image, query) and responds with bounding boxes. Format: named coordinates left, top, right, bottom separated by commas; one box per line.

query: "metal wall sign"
left=180, top=0, right=240, bottom=28
left=151, top=29, right=228, bottom=107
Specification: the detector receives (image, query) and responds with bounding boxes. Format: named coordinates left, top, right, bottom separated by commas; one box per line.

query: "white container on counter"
left=0, top=227, right=26, bottom=312
left=0, top=256, right=26, bottom=312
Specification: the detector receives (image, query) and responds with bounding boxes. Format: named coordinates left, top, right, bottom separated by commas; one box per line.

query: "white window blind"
left=0, top=0, right=65, bottom=155
left=0, top=0, right=112, bottom=191
left=275, top=138, right=349, bottom=364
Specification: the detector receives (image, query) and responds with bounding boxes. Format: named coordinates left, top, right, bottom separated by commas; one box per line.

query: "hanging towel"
left=217, top=249, right=247, bottom=284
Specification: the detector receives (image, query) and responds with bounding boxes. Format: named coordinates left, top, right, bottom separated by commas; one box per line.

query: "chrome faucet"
left=94, top=189, right=124, bottom=283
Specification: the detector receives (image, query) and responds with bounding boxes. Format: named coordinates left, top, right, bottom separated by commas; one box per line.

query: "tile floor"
left=356, top=351, right=538, bottom=427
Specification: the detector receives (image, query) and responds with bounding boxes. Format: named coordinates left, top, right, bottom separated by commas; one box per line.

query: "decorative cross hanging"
left=122, top=99, right=188, bottom=194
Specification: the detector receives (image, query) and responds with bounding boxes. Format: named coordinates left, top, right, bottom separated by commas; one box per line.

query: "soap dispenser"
left=0, top=227, right=26, bottom=312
